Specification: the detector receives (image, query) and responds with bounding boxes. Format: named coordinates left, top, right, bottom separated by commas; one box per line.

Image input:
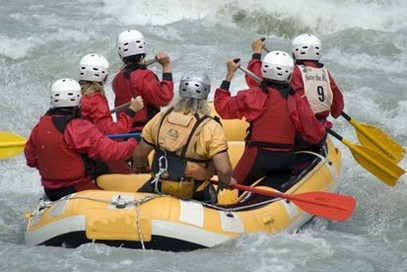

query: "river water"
left=1, top=0, right=406, bottom=271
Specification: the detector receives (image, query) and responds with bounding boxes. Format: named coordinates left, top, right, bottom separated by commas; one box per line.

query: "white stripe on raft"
left=24, top=215, right=86, bottom=246
left=179, top=200, right=204, bottom=227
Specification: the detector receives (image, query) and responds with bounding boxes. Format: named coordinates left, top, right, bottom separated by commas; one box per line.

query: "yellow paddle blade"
left=353, top=121, right=406, bottom=164
left=341, top=112, right=405, bottom=163
left=0, top=132, right=27, bottom=159
left=343, top=138, right=405, bottom=187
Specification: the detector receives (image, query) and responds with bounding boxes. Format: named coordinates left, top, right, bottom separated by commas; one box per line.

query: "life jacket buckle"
left=158, top=154, right=170, bottom=179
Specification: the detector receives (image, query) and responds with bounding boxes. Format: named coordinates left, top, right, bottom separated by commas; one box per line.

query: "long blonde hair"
left=173, top=97, right=211, bottom=116
left=79, top=80, right=105, bottom=96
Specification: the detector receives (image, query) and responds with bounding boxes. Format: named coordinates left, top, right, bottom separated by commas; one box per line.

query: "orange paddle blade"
left=232, top=183, right=356, bottom=222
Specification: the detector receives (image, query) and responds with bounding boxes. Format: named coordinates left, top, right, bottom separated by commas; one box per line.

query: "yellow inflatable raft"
left=24, top=131, right=343, bottom=251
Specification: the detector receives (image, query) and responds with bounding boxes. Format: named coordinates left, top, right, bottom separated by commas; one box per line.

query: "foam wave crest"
left=101, top=0, right=407, bottom=38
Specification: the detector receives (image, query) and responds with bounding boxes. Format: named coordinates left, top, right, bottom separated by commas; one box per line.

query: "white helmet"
left=292, top=34, right=321, bottom=61
left=179, top=72, right=211, bottom=100
left=78, top=53, right=109, bottom=82
left=50, top=78, right=82, bottom=108
left=262, top=51, right=294, bottom=82
left=116, top=29, right=146, bottom=60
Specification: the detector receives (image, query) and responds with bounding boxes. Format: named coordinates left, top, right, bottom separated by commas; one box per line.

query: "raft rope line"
left=132, top=194, right=164, bottom=250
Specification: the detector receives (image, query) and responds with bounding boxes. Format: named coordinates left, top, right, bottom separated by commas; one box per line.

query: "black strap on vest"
left=123, top=63, right=147, bottom=79
left=245, top=139, right=293, bottom=149
left=260, top=81, right=293, bottom=99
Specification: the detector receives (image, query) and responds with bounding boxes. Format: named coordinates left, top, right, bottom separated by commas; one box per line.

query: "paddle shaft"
left=0, top=132, right=141, bottom=159
left=233, top=59, right=262, bottom=83
left=110, top=58, right=158, bottom=114
left=0, top=141, right=27, bottom=148
left=107, top=132, right=141, bottom=139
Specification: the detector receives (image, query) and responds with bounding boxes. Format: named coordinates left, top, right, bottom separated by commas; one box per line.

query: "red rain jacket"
left=112, top=68, right=174, bottom=132
left=81, top=92, right=135, bottom=135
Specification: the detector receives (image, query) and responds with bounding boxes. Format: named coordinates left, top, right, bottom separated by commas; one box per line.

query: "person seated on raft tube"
left=78, top=53, right=144, bottom=174
left=112, top=29, right=174, bottom=133
left=214, top=52, right=325, bottom=190
left=24, top=78, right=138, bottom=201
left=133, top=72, right=236, bottom=202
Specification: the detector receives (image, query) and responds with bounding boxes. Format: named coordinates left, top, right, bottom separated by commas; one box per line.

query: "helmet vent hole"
left=92, top=68, right=99, bottom=71
left=124, top=42, right=129, bottom=46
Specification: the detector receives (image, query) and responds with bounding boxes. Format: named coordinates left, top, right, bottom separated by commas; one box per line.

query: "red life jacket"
left=35, top=115, right=86, bottom=188
left=112, top=67, right=159, bottom=131
left=248, top=85, right=295, bottom=150
left=287, top=91, right=326, bottom=144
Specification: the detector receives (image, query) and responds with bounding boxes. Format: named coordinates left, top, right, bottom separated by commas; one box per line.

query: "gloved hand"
left=325, top=120, right=333, bottom=129
left=218, top=177, right=237, bottom=190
